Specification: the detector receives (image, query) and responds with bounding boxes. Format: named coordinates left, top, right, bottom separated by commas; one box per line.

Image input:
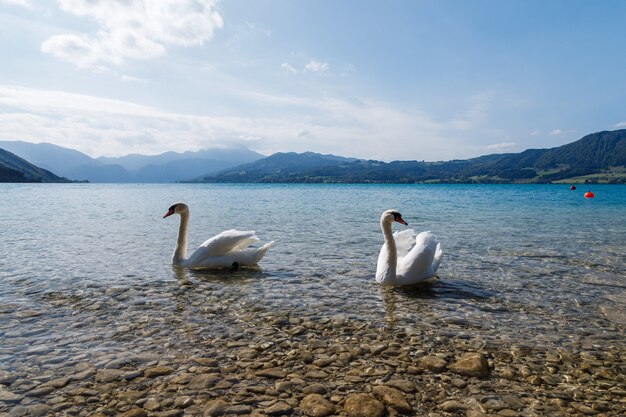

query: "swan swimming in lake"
left=163, top=202, right=273, bottom=269
left=376, top=209, right=443, bottom=286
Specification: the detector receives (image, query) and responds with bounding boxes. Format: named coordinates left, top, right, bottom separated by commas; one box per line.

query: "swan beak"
left=163, top=209, right=175, bottom=218
left=396, top=216, right=408, bottom=225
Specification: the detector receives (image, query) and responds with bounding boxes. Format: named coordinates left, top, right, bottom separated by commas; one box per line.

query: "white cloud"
left=1, top=0, right=32, bottom=8
left=0, top=84, right=502, bottom=161
left=304, top=59, right=329, bottom=73
left=41, top=0, right=223, bottom=69
left=530, top=130, right=540, bottom=136
left=120, top=75, right=148, bottom=83
left=280, top=62, right=298, bottom=74
left=614, top=121, right=626, bottom=128
left=282, top=56, right=331, bottom=75
left=549, top=129, right=562, bottom=136
left=485, top=142, right=516, bottom=151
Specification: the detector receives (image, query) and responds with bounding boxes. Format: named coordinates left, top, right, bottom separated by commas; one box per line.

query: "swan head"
left=163, top=202, right=189, bottom=218
left=381, top=209, right=408, bottom=225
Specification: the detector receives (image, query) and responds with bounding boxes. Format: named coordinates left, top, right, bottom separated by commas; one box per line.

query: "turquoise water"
left=1, top=183, right=625, bottom=369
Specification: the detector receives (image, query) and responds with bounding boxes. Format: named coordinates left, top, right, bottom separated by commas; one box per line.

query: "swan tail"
left=431, top=242, right=443, bottom=273
left=233, top=240, right=274, bottom=266
left=253, top=241, right=274, bottom=264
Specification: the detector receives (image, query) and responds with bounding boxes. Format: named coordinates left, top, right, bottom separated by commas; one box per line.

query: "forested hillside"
left=0, top=148, right=68, bottom=182
left=193, top=130, right=626, bottom=184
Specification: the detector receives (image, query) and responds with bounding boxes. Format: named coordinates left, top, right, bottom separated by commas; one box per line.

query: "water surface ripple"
left=0, top=183, right=624, bottom=413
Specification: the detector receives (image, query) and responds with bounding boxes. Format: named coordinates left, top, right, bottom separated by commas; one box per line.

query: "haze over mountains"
left=1, top=130, right=625, bottom=183
left=0, top=141, right=263, bottom=183
left=0, top=148, right=68, bottom=183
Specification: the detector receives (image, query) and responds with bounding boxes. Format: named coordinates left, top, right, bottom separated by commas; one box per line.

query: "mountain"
left=97, top=147, right=263, bottom=172
left=0, top=148, right=68, bottom=182
left=0, top=141, right=264, bottom=183
left=189, top=151, right=359, bottom=183
left=3, top=130, right=623, bottom=184
left=192, top=130, right=626, bottom=184
left=0, top=141, right=96, bottom=175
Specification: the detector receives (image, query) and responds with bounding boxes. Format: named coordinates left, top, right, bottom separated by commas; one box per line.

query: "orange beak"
left=395, top=216, right=408, bottom=225
left=163, top=208, right=175, bottom=218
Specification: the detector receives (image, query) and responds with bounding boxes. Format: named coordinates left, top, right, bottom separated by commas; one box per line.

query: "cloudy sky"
left=1, top=0, right=625, bottom=161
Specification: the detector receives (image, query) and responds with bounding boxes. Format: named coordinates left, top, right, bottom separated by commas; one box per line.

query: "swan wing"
left=376, top=229, right=417, bottom=285
left=393, top=229, right=417, bottom=258
left=191, top=241, right=275, bottom=269
left=191, top=241, right=274, bottom=268
left=397, top=231, right=441, bottom=284
left=187, top=229, right=259, bottom=264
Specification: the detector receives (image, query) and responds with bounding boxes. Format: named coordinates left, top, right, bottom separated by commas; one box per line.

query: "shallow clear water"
left=1, top=183, right=625, bottom=372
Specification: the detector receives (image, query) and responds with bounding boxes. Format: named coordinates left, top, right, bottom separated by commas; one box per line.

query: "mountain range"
left=1, top=129, right=625, bottom=184
left=0, top=141, right=263, bottom=183
left=190, top=130, right=626, bottom=184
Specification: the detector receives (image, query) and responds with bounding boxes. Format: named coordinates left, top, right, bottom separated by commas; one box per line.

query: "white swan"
left=376, top=209, right=443, bottom=286
left=163, top=202, right=273, bottom=269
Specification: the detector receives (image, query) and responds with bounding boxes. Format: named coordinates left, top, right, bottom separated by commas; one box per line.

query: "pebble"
left=300, top=394, right=335, bottom=417
left=255, top=368, right=287, bottom=379
left=143, top=366, right=174, bottom=378
left=204, top=399, right=228, bottom=416
left=0, top=388, right=23, bottom=403
left=118, top=408, right=147, bottom=417
left=25, top=404, right=51, bottom=417
left=264, top=401, right=293, bottom=415
left=1, top=279, right=625, bottom=417
left=224, top=404, right=252, bottom=414
left=440, top=400, right=468, bottom=412
left=501, top=394, right=524, bottom=409
left=344, top=393, right=385, bottom=417
left=303, top=383, right=328, bottom=395
left=385, top=379, right=415, bottom=393
left=448, top=353, right=490, bottom=377
left=372, top=385, right=412, bottom=413
left=95, top=369, right=125, bottom=383
left=420, top=355, right=449, bottom=372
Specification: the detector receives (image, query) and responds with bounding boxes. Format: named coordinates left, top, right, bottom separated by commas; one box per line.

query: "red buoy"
left=570, top=185, right=576, bottom=190
left=584, top=191, right=594, bottom=198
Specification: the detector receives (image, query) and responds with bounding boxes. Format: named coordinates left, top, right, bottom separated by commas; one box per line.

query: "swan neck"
left=382, top=220, right=397, bottom=267
left=174, top=212, right=189, bottom=263
left=375, top=218, right=398, bottom=285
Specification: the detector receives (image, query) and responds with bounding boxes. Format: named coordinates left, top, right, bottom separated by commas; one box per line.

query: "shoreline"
left=2, top=308, right=624, bottom=417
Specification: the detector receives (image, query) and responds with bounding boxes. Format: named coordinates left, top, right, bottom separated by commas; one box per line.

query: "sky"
left=1, top=0, right=625, bottom=161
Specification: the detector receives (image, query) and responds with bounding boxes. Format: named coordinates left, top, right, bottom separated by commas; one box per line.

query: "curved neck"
left=173, top=212, right=189, bottom=263
left=382, top=220, right=397, bottom=269
left=376, top=219, right=397, bottom=284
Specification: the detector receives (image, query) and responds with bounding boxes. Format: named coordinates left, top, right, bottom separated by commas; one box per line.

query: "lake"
left=1, top=183, right=625, bottom=416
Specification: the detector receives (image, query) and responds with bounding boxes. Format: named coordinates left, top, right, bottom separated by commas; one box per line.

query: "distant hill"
left=0, top=141, right=264, bottom=183
left=192, top=130, right=626, bottom=184
left=0, top=148, right=68, bottom=182
left=96, top=147, right=263, bottom=172
left=189, top=151, right=359, bottom=183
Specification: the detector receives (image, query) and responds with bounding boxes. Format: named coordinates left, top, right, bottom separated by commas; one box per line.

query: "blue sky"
left=1, top=0, right=625, bottom=161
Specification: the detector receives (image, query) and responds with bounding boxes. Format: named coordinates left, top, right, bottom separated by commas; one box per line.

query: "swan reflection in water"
left=379, top=276, right=494, bottom=330
left=172, top=264, right=269, bottom=286
left=379, top=279, right=439, bottom=327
